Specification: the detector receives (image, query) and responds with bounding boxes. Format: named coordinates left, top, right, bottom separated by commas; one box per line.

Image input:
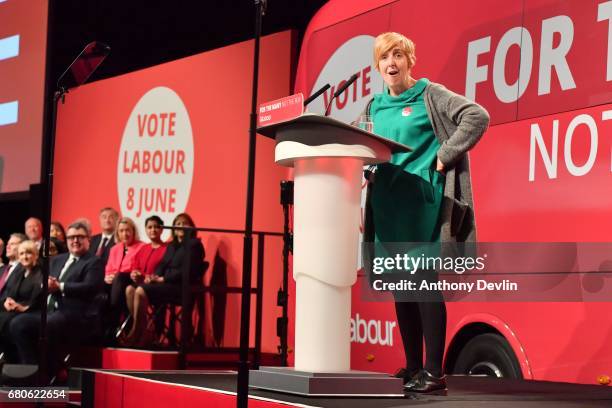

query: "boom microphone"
left=325, top=73, right=359, bottom=116
left=333, top=73, right=359, bottom=98
left=304, top=83, right=330, bottom=108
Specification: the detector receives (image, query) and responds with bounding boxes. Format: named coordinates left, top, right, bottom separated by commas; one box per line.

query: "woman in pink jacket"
left=104, top=217, right=144, bottom=337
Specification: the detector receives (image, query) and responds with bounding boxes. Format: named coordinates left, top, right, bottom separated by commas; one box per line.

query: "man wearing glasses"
left=9, top=221, right=104, bottom=374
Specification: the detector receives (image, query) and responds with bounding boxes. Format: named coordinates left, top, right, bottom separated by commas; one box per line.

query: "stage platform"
left=74, top=369, right=612, bottom=408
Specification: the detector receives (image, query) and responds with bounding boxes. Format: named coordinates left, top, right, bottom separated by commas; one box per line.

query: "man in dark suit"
left=88, top=207, right=119, bottom=265
left=0, top=233, right=27, bottom=299
left=8, top=221, right=104, bottom=367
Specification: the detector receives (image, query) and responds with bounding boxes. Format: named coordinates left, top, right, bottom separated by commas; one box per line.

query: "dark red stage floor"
left=75, top=369, right=612, bottom=408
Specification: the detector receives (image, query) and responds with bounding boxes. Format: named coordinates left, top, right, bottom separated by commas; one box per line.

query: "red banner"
left=257, top=93, right=304, bottom=127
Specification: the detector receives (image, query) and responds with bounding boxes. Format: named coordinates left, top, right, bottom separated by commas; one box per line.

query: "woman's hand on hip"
left=436, top=158, right=446, bottom=174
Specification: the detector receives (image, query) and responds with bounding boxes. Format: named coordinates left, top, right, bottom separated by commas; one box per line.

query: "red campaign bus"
left=290, top=0, right=612, bottom=385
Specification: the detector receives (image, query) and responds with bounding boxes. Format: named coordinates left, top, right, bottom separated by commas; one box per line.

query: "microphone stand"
left=237, top=0, right=266, bottom=406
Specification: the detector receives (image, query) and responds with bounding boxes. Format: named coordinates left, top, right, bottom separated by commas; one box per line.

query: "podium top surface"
left=257, top=113, right=411, bottom=154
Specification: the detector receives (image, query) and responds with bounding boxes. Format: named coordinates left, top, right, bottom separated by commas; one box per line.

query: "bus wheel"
left=452, top=333, right=522, bottom=379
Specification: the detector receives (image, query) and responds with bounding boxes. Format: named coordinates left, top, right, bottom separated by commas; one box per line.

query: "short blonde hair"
left=373, top=32, right=416, bottom=71
left=18, top=240, right=39, bottom=263
left=115, top=217, right=140, bottom=242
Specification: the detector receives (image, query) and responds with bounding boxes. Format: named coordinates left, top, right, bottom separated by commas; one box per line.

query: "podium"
left=249, top=114, right=409, bottom=396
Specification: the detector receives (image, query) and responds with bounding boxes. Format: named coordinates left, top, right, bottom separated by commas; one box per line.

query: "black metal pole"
left=237, top=1, right=265, bottom=406
left=38, top=91, right=60, bottom=386
left=179, top=236, right=191, bottom=369
left=254, top=233, right=265, bottom=368
left=37, top=0, right=57, bottom=386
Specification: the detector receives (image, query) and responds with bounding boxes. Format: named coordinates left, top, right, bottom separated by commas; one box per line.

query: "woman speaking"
left=364, top=32, right=489, bottom=393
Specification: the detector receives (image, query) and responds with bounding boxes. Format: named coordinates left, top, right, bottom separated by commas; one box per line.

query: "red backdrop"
left=52, top=31, right=294, bottom=352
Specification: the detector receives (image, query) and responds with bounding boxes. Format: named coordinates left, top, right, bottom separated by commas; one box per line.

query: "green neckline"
left=381, top=78, right=429, bottom=103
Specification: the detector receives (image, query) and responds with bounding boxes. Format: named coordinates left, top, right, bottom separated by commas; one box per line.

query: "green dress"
left=370, top=78, right=445, bottom=245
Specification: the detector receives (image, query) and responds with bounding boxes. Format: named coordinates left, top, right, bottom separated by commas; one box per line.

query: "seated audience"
left=89, top=207, right=119, bottom=265
left=124, top=213, right=204, bottom=347
left=9, top=221, right=104, bottom=377
left=104, top=217, right=144, bottom=335
left=0, top=241, right=42, bottom=360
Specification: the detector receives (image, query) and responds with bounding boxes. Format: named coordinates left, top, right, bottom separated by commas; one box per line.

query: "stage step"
left=101, top=348, right=179, bottom=370
left=70, top=346, right=283, bottom=371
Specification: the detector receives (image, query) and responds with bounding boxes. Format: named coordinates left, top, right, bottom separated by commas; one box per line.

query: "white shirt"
left=58, top=255, right=79, bottom=292
left=4, top=261, right=18, bottom=280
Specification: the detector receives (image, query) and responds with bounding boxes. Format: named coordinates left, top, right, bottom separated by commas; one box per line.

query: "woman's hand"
left=3, top=297, right=14, bottom=311
left=13, top=303, right=27, bottom=313
left=130, top=270, right=143, bottom=283
left=436, top=158, right=446, bottom=174
left=149, top=275, right=164, bottom=284
left=3, top=297, right=24, bottom=312
left=143, top=275, right=163, bottom=284
left=104, top=273, right=116, bottom=284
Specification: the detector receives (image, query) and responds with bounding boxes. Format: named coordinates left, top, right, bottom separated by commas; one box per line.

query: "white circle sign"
left=117, top=86, right=194, bottom=240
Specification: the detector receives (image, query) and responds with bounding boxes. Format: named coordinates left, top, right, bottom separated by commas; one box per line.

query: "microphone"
left=304, top=84, right=330, bottom=108
left=325, top=73, right=359, bottom=116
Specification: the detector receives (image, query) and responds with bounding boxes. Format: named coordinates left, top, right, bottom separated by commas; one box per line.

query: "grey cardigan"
left=364, top=82, right=490, bottom=243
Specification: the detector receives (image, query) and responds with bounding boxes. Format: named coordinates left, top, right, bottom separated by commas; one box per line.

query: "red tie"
left=0, top=264, right=12, bottom=292
left=96, top=237, right=108, bottom=257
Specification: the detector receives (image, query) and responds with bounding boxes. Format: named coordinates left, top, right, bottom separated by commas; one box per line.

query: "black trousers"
left=8, top=311, right=79, bottom=375
left=0, top=320, right=18, bottom=362
left=106, top=273, right=133, bottom=330
left=393, top=291, right=447, bottom=377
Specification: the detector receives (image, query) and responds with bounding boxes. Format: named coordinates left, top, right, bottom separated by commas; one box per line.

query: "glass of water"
left=358, top=114, right=373, bottom=132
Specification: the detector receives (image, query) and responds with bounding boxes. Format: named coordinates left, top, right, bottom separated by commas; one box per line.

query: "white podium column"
left=293, top=157, right=363, bottom=372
